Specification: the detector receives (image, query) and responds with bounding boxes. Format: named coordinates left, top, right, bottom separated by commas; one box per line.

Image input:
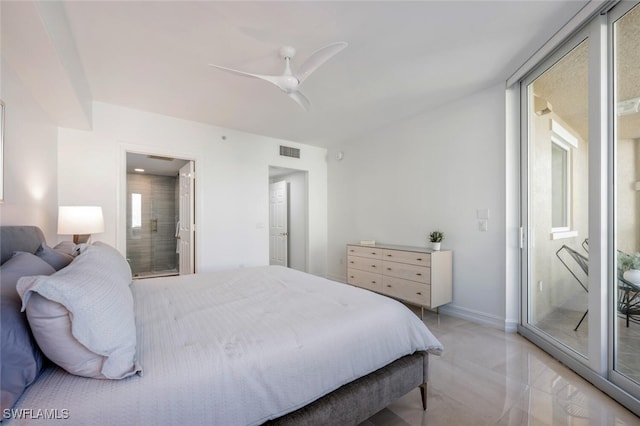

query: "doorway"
left=269, top=166, right=308, bottom=272
left=126, top=152, right=195, bottom=278
left=518, top=0, right=640, bottom=411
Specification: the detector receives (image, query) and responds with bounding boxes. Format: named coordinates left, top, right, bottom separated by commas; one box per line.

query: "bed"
left=1, top=226, right=443, bottom=425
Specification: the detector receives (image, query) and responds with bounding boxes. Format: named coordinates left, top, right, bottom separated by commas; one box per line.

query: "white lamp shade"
left=58, top=206, right=105, bottom=235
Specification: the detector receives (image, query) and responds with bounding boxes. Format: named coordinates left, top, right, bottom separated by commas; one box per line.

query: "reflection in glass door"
left=613, top=2, right=640, bottom=388
left=525, top=39, right=590, bottom=357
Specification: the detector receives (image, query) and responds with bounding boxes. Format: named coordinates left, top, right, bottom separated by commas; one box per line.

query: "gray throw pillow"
left=0, top=252, right=55, bottom=412
left=35, top=242, right=74, bottom=271
left=53, top=241, right=79, bottom=257
left=17, top=242, right=140, bottom=380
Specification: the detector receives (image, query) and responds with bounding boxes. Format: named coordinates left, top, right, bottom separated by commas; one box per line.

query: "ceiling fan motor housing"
left=278, top=75, right=299, bottom=92
left=280, top=46, right=296, bottom=59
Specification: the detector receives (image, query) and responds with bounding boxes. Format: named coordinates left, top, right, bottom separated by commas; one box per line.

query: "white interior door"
left=178, top=161, right=195, bottom=274
left=269, top=180, right=288, bottom=267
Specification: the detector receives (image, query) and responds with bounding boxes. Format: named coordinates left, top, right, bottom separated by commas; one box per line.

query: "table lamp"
left=58, top=206, right=105, bottom=244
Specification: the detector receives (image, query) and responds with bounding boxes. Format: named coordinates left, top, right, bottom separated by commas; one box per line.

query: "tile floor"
left=362, top=310, right=640, bottom=425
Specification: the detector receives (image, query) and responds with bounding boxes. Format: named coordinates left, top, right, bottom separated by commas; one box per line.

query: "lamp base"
left=73, top=234, right=91, bottom=244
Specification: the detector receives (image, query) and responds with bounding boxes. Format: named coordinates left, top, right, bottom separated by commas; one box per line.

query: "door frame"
left=517, top=13, right=606, bottom=376
left=178, top=161, right=195, bottom=274
left=118, top=144, right=197, bottom=273
left=268, top=166, right=309, bottom=272
left=606, top=0, right=640, bottom=399
left=512, top=1, right=640, bottom=414
left=518, top=22, right=594, bottom=362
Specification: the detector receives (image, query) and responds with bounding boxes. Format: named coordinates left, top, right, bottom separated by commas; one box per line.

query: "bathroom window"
left=131, top=193, right=142, bottom=229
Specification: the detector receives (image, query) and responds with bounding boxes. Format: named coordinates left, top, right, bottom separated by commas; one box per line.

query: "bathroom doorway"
left=126, top=152, right=194, bottom=278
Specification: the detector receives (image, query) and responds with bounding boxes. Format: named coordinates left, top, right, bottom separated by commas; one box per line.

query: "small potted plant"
left=619, top=251, right=640, bottom=285
left=429, top=231, right=444, bottom=251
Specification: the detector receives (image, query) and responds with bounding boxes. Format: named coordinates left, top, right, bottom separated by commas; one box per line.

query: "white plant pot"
left=431, top=242, right=441, bottom=251
left=623, top=269, right=640, bottom=286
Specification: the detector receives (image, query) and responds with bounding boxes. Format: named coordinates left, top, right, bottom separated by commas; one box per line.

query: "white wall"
left=58, top=102, right=328, bottom=275
left=0, top=63, right=59, bottom=239
left=328, top=84, right=508, bottom=328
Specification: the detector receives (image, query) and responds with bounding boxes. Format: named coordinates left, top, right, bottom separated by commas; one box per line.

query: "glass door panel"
left=614, top=2, right=640, bottom=386
left=526, top=39, right=590, bottom=357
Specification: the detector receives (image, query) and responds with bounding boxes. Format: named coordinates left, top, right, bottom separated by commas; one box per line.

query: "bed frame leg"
left=419, top=383, right=427, bottom=410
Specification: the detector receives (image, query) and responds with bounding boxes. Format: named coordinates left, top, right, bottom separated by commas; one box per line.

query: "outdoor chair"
left=556, top=245, right=589, bottom=331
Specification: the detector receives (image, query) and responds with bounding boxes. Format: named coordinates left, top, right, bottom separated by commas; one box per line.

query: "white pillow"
left=17, top=243, right=140, bottom=379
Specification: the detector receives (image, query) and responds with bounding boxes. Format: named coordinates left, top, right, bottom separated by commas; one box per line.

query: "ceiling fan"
left=208, top=42, right=347, bottom=111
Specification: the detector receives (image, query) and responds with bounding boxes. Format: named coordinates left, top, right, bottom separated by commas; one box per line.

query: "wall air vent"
left=279, top=145, right=301, bottom=159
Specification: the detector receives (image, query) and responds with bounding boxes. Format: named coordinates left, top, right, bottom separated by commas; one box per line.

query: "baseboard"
left=439, top=304, right=515, bottom=332
left=503, top=318, right=519, bottom=333
left=325, top=274, right=517, bottom=332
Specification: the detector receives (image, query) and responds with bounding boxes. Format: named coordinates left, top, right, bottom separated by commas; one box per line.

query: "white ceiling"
left=4, top=1, right=589, bottom=147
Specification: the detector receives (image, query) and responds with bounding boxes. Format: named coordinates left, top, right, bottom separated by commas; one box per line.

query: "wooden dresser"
left=346, top=243, right=452, bottom=312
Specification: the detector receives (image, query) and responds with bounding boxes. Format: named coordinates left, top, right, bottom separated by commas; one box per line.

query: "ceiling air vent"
left=279, top=145, right=300, bottom=159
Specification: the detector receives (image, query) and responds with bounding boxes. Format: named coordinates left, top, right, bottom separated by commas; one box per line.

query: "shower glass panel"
left=126, top=173, right=179, bottom=278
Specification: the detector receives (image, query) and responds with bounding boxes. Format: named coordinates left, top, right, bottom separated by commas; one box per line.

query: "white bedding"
left=9, top=266, right=442, bottom=425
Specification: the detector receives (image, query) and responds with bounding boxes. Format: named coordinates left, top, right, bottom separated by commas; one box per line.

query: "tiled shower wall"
left=126, top=173, right=178, bottom=275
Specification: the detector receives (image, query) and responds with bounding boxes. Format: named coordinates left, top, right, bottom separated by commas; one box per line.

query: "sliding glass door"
left=612, top=1, right=640, bottom=394
left=520, top=0, right=640, bottom=411
left=523, top=34, right=590, bottom=358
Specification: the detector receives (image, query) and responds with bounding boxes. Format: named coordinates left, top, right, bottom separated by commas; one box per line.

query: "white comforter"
left=10, top=266, right=442, bottom=425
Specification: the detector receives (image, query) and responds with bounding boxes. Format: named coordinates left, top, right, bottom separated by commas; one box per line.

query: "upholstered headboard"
left=0, top=226, right=46, bottom=265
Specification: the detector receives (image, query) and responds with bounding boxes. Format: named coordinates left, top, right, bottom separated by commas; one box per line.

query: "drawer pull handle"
left=416, top=273, right=422, bottom=276
left=350, top=275, right=354, bottom=278
left=372, top=281, right=377, bottom=284
left=416, top=292, right=422, bottom=295
left=387, top=267, right=392, bottom=271
left=387, top=254, right=392, bottom=257
left=371, top=252, right=377, bottom=255
left=371, top=265, right=376, bottom=268
left=416, top=258, right=423, bottom=261
left=349, top=261, right=354, bottom=263
left=386, top=285, right=392, bottom=288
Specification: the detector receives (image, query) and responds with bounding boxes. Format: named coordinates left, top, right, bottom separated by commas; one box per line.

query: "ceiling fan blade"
left=208, top=64, right=281, bottom=87
left=296, top=42, right=347, bottom=84
left=288, top=91, right=310, bottom=111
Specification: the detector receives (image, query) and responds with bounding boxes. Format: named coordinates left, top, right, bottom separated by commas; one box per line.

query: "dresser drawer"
left=347, top=245, right=383, bottom=259
left=348, top=255, right=382, bottom=273
left=382, top=249, right=430, bottom=267
left=382, top=276, right=430, bottom=307
left=347, top=269, right=382, bottom=293
left=382, top=261, right=430, bottom=284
